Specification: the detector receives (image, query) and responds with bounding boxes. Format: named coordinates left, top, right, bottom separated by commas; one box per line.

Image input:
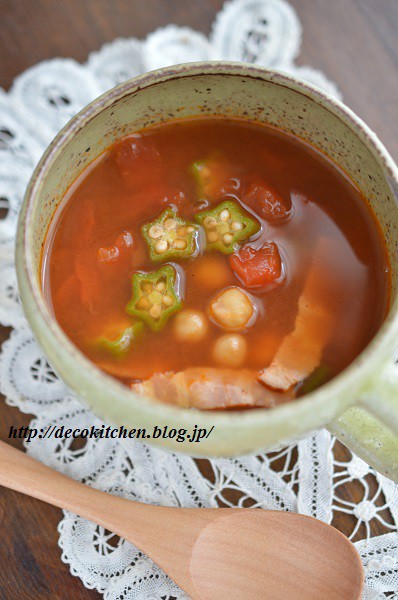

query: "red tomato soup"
left=42, top=118, right=390, bottom=409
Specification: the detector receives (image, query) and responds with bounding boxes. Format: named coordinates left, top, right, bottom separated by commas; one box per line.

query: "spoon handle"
left=0, top=439, right=211, bottom=596
left=0, top=440, right=150, bottom=535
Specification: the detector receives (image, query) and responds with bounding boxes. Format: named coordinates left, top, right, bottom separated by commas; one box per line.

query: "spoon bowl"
left=189, top=510, right=362, bottom=599
left=0, top=441, right=364, bottom=599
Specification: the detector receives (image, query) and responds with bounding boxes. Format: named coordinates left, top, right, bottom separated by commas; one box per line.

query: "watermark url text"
left=8, top=424, right=215, bottom=444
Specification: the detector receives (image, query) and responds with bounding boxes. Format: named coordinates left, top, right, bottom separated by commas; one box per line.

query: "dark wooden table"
left=0, top=1, right=397, bottom=598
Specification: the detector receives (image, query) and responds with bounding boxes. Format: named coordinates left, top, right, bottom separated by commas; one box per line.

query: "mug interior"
left=19, top=63, right=398, bottom=455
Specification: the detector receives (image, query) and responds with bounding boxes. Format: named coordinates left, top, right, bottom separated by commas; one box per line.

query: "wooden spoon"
left=0, top=440, right=363, bottom=599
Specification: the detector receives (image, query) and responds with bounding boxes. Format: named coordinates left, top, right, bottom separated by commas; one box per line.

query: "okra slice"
left=191, top=160, right=211, bottom=198
left=190, top=158, right=236, bottom=200
left=126, top=265, right=182, bottom=331
left=141, top=208, right=198, bottom=262
left=195, top=200, right=260, bottom=254
left=97, top=321, right=144, bottom=358
left=299, top=365, right=331, bottom=395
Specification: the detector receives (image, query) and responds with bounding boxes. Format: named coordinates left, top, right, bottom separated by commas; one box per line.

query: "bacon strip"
left=131, top=368, right=293, bottom=410
left=258, top=239, right=334, bottom=391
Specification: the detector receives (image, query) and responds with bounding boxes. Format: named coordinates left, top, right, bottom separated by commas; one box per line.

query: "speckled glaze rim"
left=16, top=62, right=398, bottom=471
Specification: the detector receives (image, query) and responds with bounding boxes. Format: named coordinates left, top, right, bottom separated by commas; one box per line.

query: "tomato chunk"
left=243, top=179, right=291, bottom=221
left=114, top=134, right=162, bottom=189
left=229, top=242, right=282, bottom=288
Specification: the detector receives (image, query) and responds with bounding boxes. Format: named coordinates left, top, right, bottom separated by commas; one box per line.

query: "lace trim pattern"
left=0, top=1, right=396, bottom=598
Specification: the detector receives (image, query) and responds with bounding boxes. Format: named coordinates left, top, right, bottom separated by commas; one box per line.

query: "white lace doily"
left=0, top=1, right=397, bottom=598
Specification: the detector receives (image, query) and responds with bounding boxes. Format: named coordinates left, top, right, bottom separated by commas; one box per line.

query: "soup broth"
left=42, top=118, right=390, bottom=409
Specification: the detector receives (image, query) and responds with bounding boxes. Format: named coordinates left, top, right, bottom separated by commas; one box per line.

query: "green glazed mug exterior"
left=16, top=63, right=398, bottom=480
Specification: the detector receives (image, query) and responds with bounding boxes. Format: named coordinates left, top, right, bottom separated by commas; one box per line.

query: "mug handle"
left=327, top=359, right=398, bottom=481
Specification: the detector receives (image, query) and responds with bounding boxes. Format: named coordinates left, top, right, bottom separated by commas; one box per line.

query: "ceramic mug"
left=16, top=63, right=398, bottom=480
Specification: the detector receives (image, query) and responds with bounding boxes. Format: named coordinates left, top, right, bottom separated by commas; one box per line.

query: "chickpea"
left=213, top=334, right=247, bottom=367
left=209, top=287, right=255, bottom=330
left=173, top=309, right=208, bottom=342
